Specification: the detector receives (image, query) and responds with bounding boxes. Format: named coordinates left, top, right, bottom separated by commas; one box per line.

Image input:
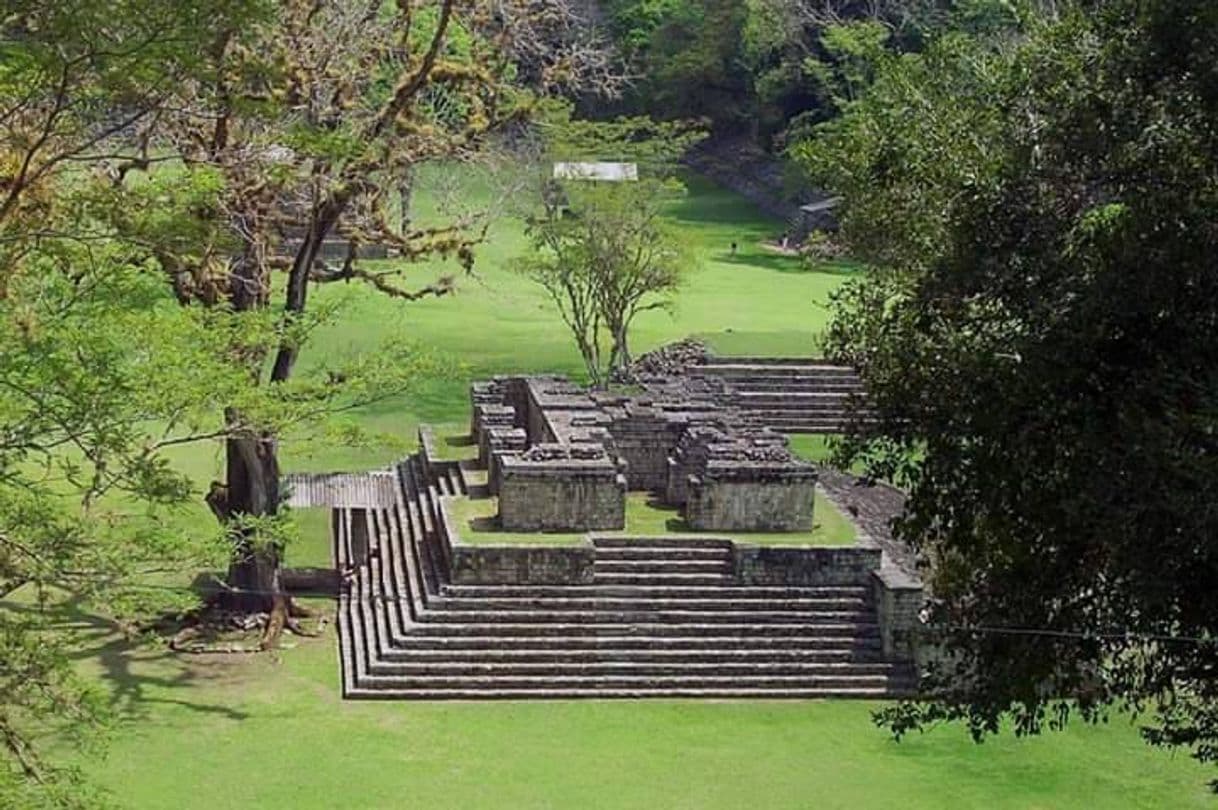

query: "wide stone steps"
left=736, top=394, right=859, bottom=410
left=760, top=425, right=854, bottom=435
left=343, top=686, right=903, bottom=700
left=685, top=358, right=870, bottom=436
left=430, top=596, right=869, bottom=612
left=364, top=660, right=906, bottom=677
left=395, top=621, right=878, bottom=638
left=593, top=546, right=730, bottom=560
left=729, top=380, right=864, bottom=393
left=372, top=633, right=882, bottom=655
left=594, top=559, right=732, bottom=575
left=348, top=667, right=911, bottom=686
left=695, top=363, right=858, bottom=377
left=592, top=572, right=736, bottom=586
left=403, top=609, right=871, bottom=625
left=439, top=583, right=869, bottom=599
left=333, top=449, right=917, bottom=701
left=372, top=646, right=879, bottom=664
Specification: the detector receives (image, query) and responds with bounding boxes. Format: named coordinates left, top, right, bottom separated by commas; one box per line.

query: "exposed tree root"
left=164, top=603, right=327, bottom=654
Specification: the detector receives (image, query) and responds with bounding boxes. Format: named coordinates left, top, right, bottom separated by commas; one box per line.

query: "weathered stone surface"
left=734, top=542, right=882, bottom=586
left=499, top=450, right=626, bottom=531
left=449, top=544, right=597, bottom=585
left=612, top=337, right=711, bottom=382
left=686, top=473, right=818, bottom=532
left=437, top=496, right=596, bottom=584
left=485, top=427, right=527, bottom=494
left=872, top=565, right=924, bottom=662
left=477, top=370, right=824, bottom=534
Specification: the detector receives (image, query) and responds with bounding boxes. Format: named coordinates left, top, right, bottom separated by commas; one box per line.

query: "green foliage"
left=807, top=21, right=892, bottom=107
left=515, top=178, right=694, bottom=385
left=514, top=112, right=702, bottom=384
left=603, top=0, right=685, bottom=55
left=798, top=0, right=1218, bottom=784
left=537, top=100, right=707, bottom=175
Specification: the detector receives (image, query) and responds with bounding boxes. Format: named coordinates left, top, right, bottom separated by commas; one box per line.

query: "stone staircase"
left=335, top=454, right=916, bottom=700
left=691, top=358, right=868, bottom=434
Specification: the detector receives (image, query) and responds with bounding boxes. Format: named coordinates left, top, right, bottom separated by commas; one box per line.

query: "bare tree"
left=516, top=180, right=691, bottom=385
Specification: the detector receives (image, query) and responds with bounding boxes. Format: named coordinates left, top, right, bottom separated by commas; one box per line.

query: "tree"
left=794, top=0, right=1218, bottom=785
left=102, top=0, right=619, bottom=647
left=0, top=2, right=613, bottom=801
left=514, top=108, right=700, bottom=385
left=517, top=179, right=691, bottom=385
left=1, top=2, right=268, bottom=804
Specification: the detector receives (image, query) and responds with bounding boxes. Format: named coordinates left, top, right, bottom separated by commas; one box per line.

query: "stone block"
left=733, top=542, right=882, bottom=586
left=499, top=448, right=626, bottom=531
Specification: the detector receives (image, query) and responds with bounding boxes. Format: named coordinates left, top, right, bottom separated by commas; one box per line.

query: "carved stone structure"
left=469, top=353, right=827, bottom=533
left=319, top=347, right=929, bottom=700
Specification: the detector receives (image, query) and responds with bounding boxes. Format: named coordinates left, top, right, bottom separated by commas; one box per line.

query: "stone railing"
left=417, top=424, right=455, bottom=482
left=435, top=495, right=596, bottom=585
left=872, top=565, right=925, bottom=662
left=732, top=534, right=883, bottom=586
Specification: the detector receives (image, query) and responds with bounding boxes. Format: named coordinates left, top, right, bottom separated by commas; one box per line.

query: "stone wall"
left=873, top=566, right=925, bottom=662
left=417, top=424, right=461, bottom=484
left=603, top=402, right=680, bottom=491
left=469, top=371, right=825, bottom=537
left=485, top=427, right=526, bottom=495
left=686, top=467, right=818, bottom=531
left=498, top=448, right=626, bottom=531
left=448, top=544, right=597, bottom=585
left=436, top=496, right=596, bottom=585
left=734, top=541, right=882, bottom=586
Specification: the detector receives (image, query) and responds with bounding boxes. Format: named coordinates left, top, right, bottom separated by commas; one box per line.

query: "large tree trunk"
left=221, top=202, right=344, bottom=646
left=270, top=201, right=345, bottom=383
left=207, top=413, right=290, bottom=649
left=610, top=327, right=631, bottom=374
left=221, top=415, right=281, bottom=614
left=207, top=199, right=346, bottom=645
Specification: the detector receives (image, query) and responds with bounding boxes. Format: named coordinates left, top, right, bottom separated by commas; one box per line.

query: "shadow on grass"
left=716, top=252, right=809, bottom=274
left=1, top=596, right=251, bottom=723
left=468, top=516, right=499, bottom=532
left=666, top=177, right=781, bottom=228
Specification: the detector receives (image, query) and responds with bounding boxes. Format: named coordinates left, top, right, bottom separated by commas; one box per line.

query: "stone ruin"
left=469, top=350, right=820, bottom=534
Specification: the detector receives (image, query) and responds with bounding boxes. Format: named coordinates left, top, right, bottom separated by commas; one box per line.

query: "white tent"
left=552, top=162, right=639, bottom=182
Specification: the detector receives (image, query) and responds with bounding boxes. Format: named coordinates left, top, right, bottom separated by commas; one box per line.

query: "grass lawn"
left=70, top=623, right=1213, bottom=810
left=261, top=171, right=852, bottom=477
left=448, top=491, right=856, bottom=546
left=425, top=423, right=481, bottom=462
left=28, top=170, right=1213, bottom=806
left=447, top=494, right=586, bottom=545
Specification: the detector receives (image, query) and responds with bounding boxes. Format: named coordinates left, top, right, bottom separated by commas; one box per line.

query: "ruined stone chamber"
left=665, top=424, right=818, bottom=532
left=684, top=459, right=818, bottom=532
left=470, top=364, right=820, bottom=534
left=330, top=346, right=927, bottom=700
left=498, top=446, right=626, bottom=531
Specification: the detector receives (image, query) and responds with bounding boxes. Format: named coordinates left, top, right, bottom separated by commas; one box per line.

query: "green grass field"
left=447, top=491, right=856, bottom=546
left=70, top=620, right=1211, bottom=810
left=43, top=172, right=1215, bottom=807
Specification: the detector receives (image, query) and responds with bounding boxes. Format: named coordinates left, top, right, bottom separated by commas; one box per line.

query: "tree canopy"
left=796, top=0, right=1218, bottom=784
left=0, top=1, right=616, bottom=803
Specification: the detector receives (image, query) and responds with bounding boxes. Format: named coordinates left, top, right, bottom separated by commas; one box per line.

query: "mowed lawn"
left=71, top=620, right=1212, bottom=810
left=58, top=173, right=1214, bottom=807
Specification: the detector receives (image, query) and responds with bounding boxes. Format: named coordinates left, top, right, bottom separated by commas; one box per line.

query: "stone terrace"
left=322, top=348, right=923, bottom=700
left=332, top=438, right=922, bottom=699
